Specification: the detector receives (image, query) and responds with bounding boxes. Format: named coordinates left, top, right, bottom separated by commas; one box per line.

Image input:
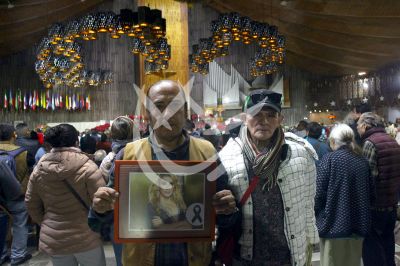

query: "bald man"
left=92, top=80, right=237, bottom=266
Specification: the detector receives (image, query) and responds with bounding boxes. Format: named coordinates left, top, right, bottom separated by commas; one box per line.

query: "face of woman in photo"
left=159, top=176, right=174, bottom=198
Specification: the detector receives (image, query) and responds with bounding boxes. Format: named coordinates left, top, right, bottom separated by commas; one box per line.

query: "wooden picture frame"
left=114, top=160, right=216, bottom=243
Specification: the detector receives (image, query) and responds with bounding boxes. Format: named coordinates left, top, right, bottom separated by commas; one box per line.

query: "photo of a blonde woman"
left=147, top=174, right=190, bottom=230
left=127, top=172, right=205, bottom=234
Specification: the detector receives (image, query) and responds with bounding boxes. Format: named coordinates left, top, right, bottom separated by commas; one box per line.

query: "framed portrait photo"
left=114, top=160, right=217, bottom=243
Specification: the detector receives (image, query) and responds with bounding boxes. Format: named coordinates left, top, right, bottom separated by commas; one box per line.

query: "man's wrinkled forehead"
left=148, top=83, right=185, bottom=103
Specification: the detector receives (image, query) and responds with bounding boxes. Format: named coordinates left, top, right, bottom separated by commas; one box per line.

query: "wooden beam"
left=137, top=0, right=189, bottom=89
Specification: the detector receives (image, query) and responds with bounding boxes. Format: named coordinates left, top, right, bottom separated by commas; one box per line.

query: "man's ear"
left=278, top=114, right=284, bottom=124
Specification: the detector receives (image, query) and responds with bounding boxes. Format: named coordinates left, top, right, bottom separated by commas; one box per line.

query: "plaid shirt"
left=362, top=140, right=378, bottom=179
left=219, top=132, right=319, bottom=266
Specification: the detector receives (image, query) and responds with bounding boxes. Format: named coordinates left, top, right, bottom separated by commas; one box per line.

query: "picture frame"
left=114, top=160, right=217, bottom=243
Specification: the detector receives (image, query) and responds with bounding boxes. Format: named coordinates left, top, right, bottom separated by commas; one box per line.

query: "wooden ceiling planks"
left=0, top=0, right=105, bottom=56
left=1, top=0, right=400, bottom=76
left=205, top=0, right=400, bottom=76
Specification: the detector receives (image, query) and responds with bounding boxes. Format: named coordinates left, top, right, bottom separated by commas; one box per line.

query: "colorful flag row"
left=1, top=89, right=91, bottom=112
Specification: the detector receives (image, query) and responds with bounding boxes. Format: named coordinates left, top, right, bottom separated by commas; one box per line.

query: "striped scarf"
left=239, top=125, right=284, bottom=191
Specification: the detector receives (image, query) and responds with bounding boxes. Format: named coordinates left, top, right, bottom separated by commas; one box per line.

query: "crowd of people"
left=0, top=80, right=400, bottom=266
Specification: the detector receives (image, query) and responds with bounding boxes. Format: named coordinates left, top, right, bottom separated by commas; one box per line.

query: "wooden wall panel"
left=0, top=0, right=138, bottom=129
left=138, top=0, right=189, bottom=90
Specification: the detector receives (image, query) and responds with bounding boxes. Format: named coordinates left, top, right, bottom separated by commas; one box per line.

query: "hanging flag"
left=16, top=90, right=21, bottom=111
left=15, top=90, right=19, bottom=111
left=72, top=93, right=76, bottom=110
left=77, top=93, right=80, bottom=110
left=23, top=91, right=27, bottom=110
left=39, top=91, right=42, bottom=109
left=54, top=93, right=59, bottom=109
left=86, top=94, right=91, bottom=110
left=37, top=91, right=41, bottom=109
left=32, top=90, right=36, bottom=111
left=28, top=91, right=32, bottom=109
left=46, top=90, right=49, bottom=110
left=52, top=93, right=55, bottom=111
left=80, top=94, right=85, bottom=110
left=78, top=93, right=82, bottom=110
left=9, top=90, right=13, bottom=110
left=69, top=95, right=72, bottom=110
left=21, top=92, right=28, bottom=110
left=66, top=93, right=69, bottom=110
left=46, top=90, right=50, bottom=110
left=42, top=91, right=46, bottom=109
left=80, top=93, right=84, bottom=110
left=18, top=90, right=23, bottom=111
left=36, top=90, right=39, bottom=109
left=59, top=93, right=63, bottom=109
left=4, top=91, right=8, bottom=109
left=39, top=90, right=42, bottom=109
left=25, top=91, right=29, bottom=110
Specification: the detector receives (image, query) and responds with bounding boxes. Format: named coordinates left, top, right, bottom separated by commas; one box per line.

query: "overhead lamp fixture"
left=34, top=6, right=169, bottom=88
left=191, top=13, right=285, bottom=76
left=358, top=71, right=367, bottom=76
left=138, top=6, right=151, bottom=28
left=280, top=1, right=289, bottom=6
left=7, top=0, right=14, bottom=9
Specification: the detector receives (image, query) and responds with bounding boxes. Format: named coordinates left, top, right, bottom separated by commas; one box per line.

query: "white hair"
left=329, top=123, right=355, bottom=151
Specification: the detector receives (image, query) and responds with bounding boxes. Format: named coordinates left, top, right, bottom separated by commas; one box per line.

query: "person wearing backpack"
left=15, top=122, right=40, bottom=172
left=0, top=123, right=31, bottom=266
left=0, top=160, right=22, bottom=265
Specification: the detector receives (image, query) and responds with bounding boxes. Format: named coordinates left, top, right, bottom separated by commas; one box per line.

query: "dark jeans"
left=0, top=213, right=8, bottom=258
left=362, top=209, right=397, bottom=266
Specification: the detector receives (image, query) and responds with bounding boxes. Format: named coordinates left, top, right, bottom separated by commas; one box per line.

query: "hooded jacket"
left=25, top=147, right=105, bottom=255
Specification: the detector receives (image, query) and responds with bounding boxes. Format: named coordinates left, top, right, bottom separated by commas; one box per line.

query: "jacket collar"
left=361, top=127, right=386, bottom=141
left=50, top=146, right=81, bottom=153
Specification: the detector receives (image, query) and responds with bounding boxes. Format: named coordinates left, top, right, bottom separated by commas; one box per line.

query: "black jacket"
left=0, top=161, right=22, bottom=207
left=15, top=137, right=40, bottom=169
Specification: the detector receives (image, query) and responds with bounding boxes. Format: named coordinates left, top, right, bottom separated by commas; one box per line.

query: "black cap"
left=243, top=89, right=282, bottom=114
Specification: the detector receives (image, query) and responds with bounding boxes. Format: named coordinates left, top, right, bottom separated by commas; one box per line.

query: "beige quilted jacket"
left=25, top=147, right=105, bottom=255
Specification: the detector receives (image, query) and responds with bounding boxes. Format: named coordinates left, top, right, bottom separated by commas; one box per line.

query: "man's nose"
left=258, top=114, right=270, bottom=123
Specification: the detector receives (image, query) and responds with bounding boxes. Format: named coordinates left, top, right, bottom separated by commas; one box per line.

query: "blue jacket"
left=305, top=137, right=331, bottom=161
left=315, top=146, right=371, bottom=238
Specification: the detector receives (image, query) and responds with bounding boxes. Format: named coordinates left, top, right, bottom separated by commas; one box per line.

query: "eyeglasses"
left=243, top=90, right=282, bottom=112
left=248, top=92, right=281, bottom=106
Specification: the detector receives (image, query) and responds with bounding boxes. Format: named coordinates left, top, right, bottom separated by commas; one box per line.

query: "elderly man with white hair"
left=218, top=89, right=319, bottom=266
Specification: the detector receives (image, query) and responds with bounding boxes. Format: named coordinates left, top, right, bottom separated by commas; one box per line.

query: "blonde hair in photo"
left=148, top=174, right=187, bottom=216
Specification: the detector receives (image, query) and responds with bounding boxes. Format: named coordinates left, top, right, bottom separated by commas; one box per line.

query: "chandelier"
left=190, top=13, right=285, bottom=76
left=35, top=7, right=170, bottom=89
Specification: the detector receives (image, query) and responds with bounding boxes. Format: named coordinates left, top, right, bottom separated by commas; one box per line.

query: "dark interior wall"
left=187, top=3, right=316, bottom=126
left=0, top=0, right=138, bottom=128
